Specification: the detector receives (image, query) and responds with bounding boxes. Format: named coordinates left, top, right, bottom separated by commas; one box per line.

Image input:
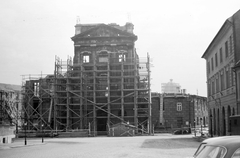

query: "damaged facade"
left=21, top=22, right=152, bottom=136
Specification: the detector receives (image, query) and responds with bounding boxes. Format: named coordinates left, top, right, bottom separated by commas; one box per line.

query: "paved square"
left=0, top=134, right=201, bottom=158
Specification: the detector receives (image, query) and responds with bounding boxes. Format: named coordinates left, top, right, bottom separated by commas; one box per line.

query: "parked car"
left=173, top=129, right=189, bottom=135
left=193, top=136, right=240, bottom=158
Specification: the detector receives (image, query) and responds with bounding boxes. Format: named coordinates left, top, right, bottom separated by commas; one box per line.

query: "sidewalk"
left=0, top=138, right=46, bottom=150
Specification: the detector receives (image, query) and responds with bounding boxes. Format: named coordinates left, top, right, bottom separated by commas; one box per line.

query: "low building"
left=151, top=92, right=208, bottom=133
left=0, top=83, right=22, bottom=143
left=162, top=94, right=208, bottom=130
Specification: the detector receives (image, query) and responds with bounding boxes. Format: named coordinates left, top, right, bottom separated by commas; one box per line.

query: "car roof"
left=202, top=136, right=240, bottom=149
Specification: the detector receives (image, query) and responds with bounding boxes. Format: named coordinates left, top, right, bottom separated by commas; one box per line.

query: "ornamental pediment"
left=72, top=24, right=137, bottom=40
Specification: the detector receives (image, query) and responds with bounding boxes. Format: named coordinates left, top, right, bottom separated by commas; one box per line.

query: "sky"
left=0, top=0, right=240, bottom=97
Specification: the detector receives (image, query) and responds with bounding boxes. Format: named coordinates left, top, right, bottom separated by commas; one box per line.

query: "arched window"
left=98, top=51, right=108, bottom=62
left=82, top=51, right=91, bottom=63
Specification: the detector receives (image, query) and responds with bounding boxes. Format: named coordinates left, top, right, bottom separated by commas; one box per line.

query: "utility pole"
left=147, top=53, right=152, bottom=135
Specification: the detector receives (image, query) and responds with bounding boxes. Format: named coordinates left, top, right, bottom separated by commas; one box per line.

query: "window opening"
left=119, top=54, right=126, bottom=62
left=225, top=41, right=229, bottom=58
left=34, top=82, right=39, bottom=97
left=83, top=55, right=89, bottom=63
left=99, top=51, right=108, bottom=62
left=177, top=102, right=182, bottom=111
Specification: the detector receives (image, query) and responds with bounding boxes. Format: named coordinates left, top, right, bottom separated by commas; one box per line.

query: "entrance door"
left=97, top=118, right=107, bottom=135
left=97, top=109, right=107, bottom=135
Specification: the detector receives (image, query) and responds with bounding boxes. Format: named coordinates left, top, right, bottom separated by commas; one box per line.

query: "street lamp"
left=210, top=114, right=213, bottom=137
left=24, top=122, right=27, bottom=145
left=42, top=124, right=44, bottom=143
left=194, top=119, right=196, bottom=137
left=16, top=102, right=19, bottom=138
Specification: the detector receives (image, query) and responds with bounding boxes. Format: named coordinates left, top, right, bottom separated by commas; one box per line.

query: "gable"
left=71, top=24, right=136, bottom=40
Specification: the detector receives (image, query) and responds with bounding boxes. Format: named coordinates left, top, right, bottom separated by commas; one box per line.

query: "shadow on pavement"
left=141, top=137, right=200, bottom=149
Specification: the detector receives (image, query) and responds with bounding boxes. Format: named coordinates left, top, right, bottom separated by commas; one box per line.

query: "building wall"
left=160, top=94, right=207, bottom=130
left=202, top=10, right=240, bottom=136
left=22, top=23, right=152, bottom=136
left=151, top=95, right=160, bottom=127
left=0, top=125, right=15, bottom=144
left=194, top=97, right=209, bottom=128
left=0, top=84, right=22, bottom=126
left=233, top=10, right=240, bottom=115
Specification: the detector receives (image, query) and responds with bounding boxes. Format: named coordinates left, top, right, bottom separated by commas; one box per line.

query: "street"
left=0, top=134, right=201, bottom=158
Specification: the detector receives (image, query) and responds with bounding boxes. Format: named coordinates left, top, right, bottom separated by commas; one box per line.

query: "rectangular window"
left=119, top=54, right=126, bottom=62
left=83, top=55, right=89, bottom=63
left=226, top=70, right=230, bottom=88
left=231, top=69, right=234, bottom=86
left=176, top=102, right=182, bottom=111
left=215, top=53, right=218, bottom=67
left=207, top=61, right=210, bottom=74
left=212, top=80, right=215, bottom=94
left=225, top=41, right=229, bottom=58
left=221, top=72, right=225, bottom=90
left=208, top=81, right=211, bottom=96
left=216, top=76, right=219, bottom=92
left=98, top=52, right=108, bottom=63
left=211, top=57, right=214, bottom=71
left=220, top=48, right=223, bottom=63
left=230, top=36, right=233, bottom=55
left=34, top=82, right=39, bottom=97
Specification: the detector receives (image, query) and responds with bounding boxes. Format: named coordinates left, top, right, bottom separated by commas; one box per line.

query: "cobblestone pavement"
left=0, top=134, right=201, bottom=158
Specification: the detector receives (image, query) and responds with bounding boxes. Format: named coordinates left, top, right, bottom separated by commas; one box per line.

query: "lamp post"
left=210, top=114, right=213, bottom=137
left=16, top=102, right=19, bottom=138
left=200, top=117, right=203, bottom=136
left=194, top=119, right=196, bottom=137
left=42, top=124, right=44, bottom=143
left=24, top=122, right=27, bottom=145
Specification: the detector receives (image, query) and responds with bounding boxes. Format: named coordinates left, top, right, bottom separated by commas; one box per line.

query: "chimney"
left=181, top=89, right=186, bottom=94
left=75, top=24, right=82, bottom=35
left=125, top=22, right=134, bottom=33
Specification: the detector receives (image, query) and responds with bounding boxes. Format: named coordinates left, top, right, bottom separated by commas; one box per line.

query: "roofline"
left=71, top=23, right=137, bottom=41
left=201, top=19, right=232, bottom=59
left=74, top=23, right=103, bottom=27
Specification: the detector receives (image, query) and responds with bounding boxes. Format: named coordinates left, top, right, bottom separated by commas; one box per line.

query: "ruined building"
left=0, top=83, right=21, bottom=143
left=21, top=22, right=152, bottom=136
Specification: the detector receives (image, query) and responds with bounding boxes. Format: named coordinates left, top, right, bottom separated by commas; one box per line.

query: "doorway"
left=97, top=109, right=107, bottom=135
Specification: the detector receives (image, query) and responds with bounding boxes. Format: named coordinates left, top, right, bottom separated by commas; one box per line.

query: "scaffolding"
left=21, top=23, right=152, bottom=136
left=21, top=53, right=151, bottom=136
